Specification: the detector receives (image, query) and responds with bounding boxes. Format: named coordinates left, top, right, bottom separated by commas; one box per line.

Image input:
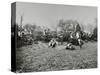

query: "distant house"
left=57, top=20, right=81, bottom=33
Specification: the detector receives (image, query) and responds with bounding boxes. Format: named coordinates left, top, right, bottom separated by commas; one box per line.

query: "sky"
left=16, top=2, right=97, bottom=31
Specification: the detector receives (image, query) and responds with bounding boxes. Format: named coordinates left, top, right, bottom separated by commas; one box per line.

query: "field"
left=16, top=42, right=97, bottom=73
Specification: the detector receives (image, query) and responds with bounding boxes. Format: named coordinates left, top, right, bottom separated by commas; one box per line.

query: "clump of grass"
left=16, top=42, right=97, bottom=73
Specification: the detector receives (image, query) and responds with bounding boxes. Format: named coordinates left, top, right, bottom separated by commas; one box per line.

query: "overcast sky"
left=16, top=2, right=97, bottom=31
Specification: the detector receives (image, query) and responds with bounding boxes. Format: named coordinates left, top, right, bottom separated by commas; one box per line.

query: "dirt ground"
left=16, top=41, right=97, bottom=73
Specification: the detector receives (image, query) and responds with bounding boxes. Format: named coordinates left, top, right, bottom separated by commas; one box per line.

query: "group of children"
left=48, top=38, right=75, bottom=50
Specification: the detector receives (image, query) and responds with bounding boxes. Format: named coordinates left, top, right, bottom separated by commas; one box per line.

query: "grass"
left=16, top=41, right=97, bottom=73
